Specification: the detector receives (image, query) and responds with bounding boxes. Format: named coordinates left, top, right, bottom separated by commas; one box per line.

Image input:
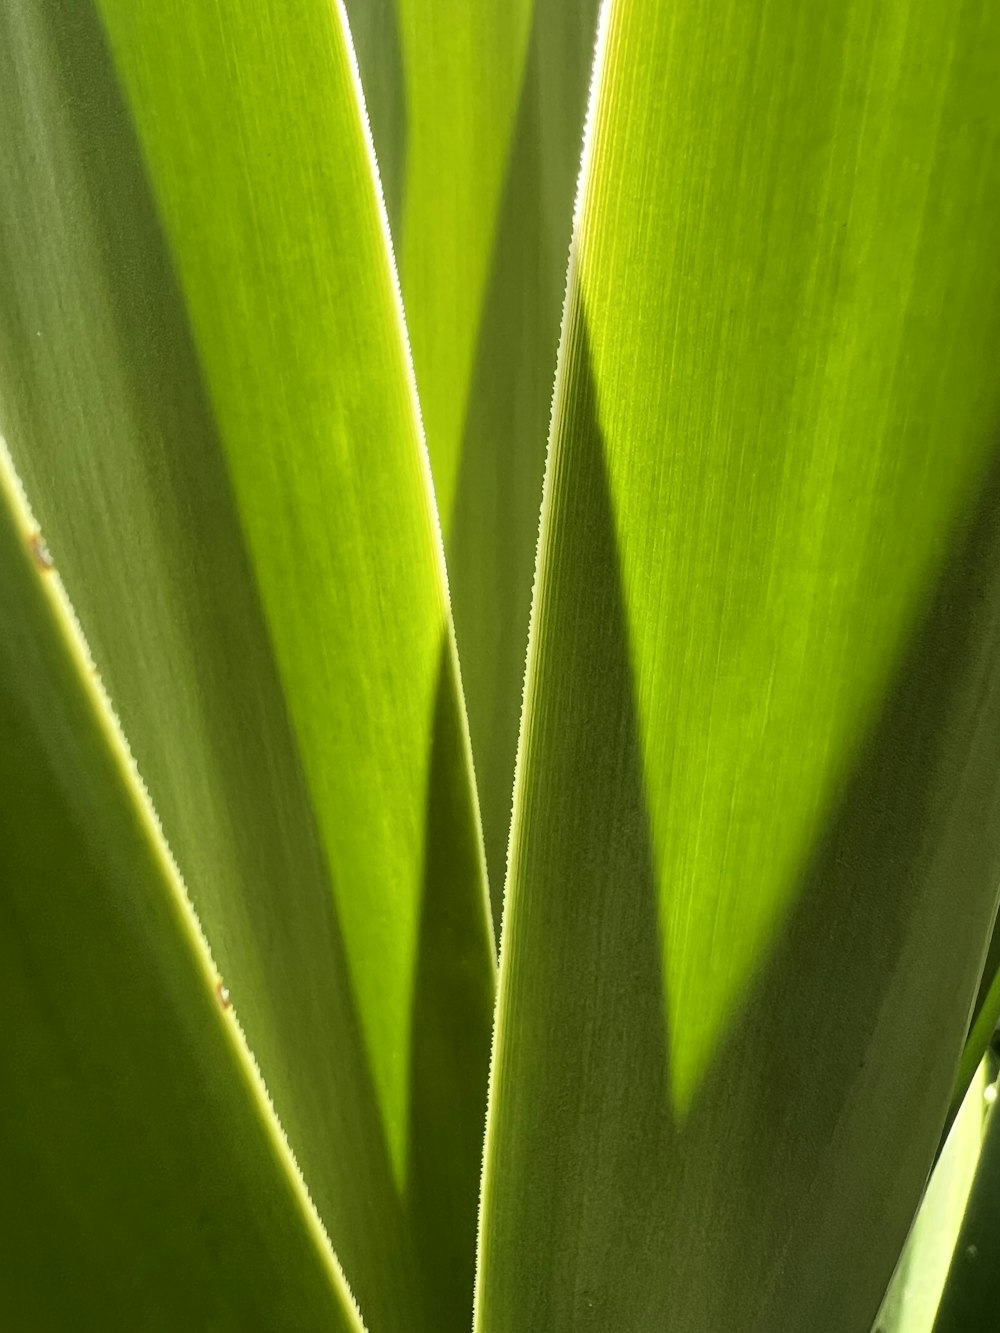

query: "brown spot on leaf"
left=28, top=532, right=54, bottom=572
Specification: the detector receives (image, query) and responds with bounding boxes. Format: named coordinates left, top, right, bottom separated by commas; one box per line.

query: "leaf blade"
left=931, top=1071, right=1000, bottom=1333
left=476, top=2, right=1000, bottom=1328
left=0, top=446, right=364, bottom=1333
left=350, top=0, right=601, bottom=911
left=0, top=2, right=495, bottom=1328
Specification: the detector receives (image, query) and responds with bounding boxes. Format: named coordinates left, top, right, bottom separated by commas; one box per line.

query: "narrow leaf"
left=477, top=1, right=1000, bottom=1329
left=932, top=1071, right=1000, bottom=1333
left=0, top=3, right=494, bottom=1329
left=874, top=1060, right=990, bottom=1333
left=950, top=921, right=1000, bottom=1127
left=356, top=0, right=533, bottom=534
left=0, top=447, right=363, bottom=1333
left=350, top=0, right=600, bottom=911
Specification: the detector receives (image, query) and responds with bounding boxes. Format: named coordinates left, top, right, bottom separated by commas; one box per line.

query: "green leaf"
left=476, top=2, right=1000, bottom=1329
left=446, top=0, right=602, bottom=921
left=950, top=926, right=1000, bottom=1128
left=0, top=3, right=494, bottom=1330
left=874, top=1060, right=990, bottom=1333
left=357, top=0, right=533, bottom=536
left=0, top=447, right=363, bottom=1333
left=350, top=0, right=600, bottom=913
left=932, top=1071, right=1000, bottom=1333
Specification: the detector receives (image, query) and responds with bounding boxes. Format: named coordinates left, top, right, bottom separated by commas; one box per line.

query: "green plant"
left=2, top=1, right=1000, bottom=1330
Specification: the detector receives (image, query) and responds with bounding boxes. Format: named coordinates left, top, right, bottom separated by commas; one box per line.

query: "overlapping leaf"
left=0, top=449, right=363, bottom=1333
left=875, top=1061, right=990, bottom=1333
left=932, top=1069, right=1000, bottom=1333
left=0, top=3, right=494, bottom=1330
left=350, top=0, right=601, bottom=911
left=477, top=2, right=1000, bottom=1329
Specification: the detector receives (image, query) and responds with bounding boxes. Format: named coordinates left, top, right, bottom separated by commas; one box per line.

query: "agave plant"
left=3, top=0, right=1000, bottom=1330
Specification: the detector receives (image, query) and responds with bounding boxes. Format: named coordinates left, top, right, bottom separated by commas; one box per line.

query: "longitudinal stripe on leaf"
left=0, top=2, right=495, bottom=1331
left=477, top=1, right=1000, bottom=1329
left=0, top=441, right=365, bottom=1332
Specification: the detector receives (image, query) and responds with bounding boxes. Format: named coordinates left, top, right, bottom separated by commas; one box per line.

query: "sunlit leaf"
left=350, top=0, right=601, bottom=911
left=0, top=447, right=363, bottom=1333
left=477, top=2, right=1000, bottom=1329
left=874, top=1060, right=990, bottom=1333
left=0, top=3, right=494, bottom=1329
left=931, top=1069, right=1000, bottom=1333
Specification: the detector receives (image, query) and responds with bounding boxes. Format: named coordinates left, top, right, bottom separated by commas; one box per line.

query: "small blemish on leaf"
left=216, top=980, right=232, bottom=1010
left=29, top=532, right=54, bottom=572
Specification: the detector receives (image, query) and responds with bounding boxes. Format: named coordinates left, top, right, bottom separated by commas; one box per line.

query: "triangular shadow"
left=476, top=301, right=679, bottom=1330
left=479, top=295, right=1000, bottom=1332
left=405, top=640, right=497, bottom=1332
left=681, top=434, right=1000, bottom=1333
left=0, top=8, right=417, bottom=1331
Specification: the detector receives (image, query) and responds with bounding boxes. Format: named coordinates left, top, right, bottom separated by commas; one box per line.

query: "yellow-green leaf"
left=0, top=447, right=363, bottom=1333
left=875, top=1060, right=990, bottom=1333
left=477, top=1, right=1000, bottom=1328
left=932, top=1069, right=1000, bottom=1333
left=350, top=0, right=599, bottom=911
left=0, top=3, right=494, bottom=1330
left=378, top=0, right=533, bottom=534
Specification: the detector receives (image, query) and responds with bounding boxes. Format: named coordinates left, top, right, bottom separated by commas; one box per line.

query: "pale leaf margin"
left=471, top=4, right=613, bottom=1323
left=0, top=431, right=368, bottom=1333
